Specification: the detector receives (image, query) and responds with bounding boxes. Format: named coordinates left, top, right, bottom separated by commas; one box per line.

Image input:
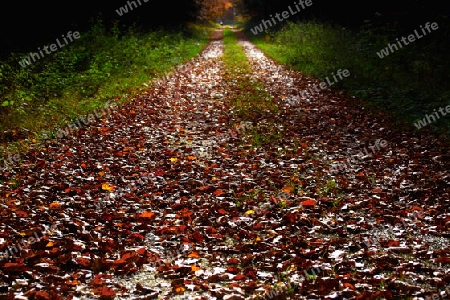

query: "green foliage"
left=222, top=29, right=278, bottom=113
left=0, top=19, right=212, bottom=147
left=247, top=19, right=450, bottom=138
left=222, top=28, right=281, bottom=149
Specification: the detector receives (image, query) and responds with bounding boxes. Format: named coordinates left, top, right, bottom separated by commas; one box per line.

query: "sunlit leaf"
left=102, top=183, right=114, bottom=191
left=281, top=185, right=293, bottom=193
left=188, top=251, right=200, bottom=258
left=139, top=211, right=155, bottom=219
left=191, top=265, right=201, bottom=271
left=49, top=202, right=62, bottom=209
left=302, top=199, right=317, bottom=206
left=213, top=189, right=224, bottom=196
left=218, top=208, right=228, bottom=215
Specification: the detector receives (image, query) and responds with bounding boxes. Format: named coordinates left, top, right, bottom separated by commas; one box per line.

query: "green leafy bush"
left=248, top=19, right=450, bottom=136
left=0, top=19, right=212, bottom=147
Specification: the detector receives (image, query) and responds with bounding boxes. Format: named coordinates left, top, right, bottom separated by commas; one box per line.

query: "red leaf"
left=76, top=257, right=91, bottom=268
left=121, top=252, right=137, bottom=262
left=3, top=262, right=24, bottom=272
left=182, top=210, right=193, bottom=218
left=154, top=169, right=166, bottom=176
left=387, top=240, right=400, bottom=247
left=284, top=212, right=297, bottom=223
left=16, top=210, right=28, bottom=217
left=302, top=199, right=317, bottom=207
left=139, top=211, right=155, bottom=219
left=434, top=256, right=450, bottom=264
left=227, top=266, right=240, bottom=274
left=136, top=248, right=147, bottom=256
left=227, top=258, right=239, bottom=264
left=34, top=291, right=51, bottom=300
left=218, top=208, right=228, bottom=215
left=90, top=275, right=107, bottom=287
left=192, top=231, right=204, bottom=242
left=233, top=274, right=246, bottom=280
left=253, top=223, right=264, bottom=230
left=343, top=282, right=355, bottom=290
left=213, top=189, right=224, bottom=196
left=100, top=286, right=116, bottom=299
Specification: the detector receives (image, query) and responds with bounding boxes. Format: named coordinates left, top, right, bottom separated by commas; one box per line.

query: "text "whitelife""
left=18, top=31, right=81, bottom=68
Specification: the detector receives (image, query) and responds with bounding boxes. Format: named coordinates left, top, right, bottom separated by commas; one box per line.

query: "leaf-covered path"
left=1, top=29, right=449, bottom=299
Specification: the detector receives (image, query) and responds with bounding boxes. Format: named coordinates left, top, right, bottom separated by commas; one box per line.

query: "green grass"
left=245, top=19, right=450, bottom=139
left=222, top=27, right=280, bottom=148
left=0, top=19, right=213, bottom=153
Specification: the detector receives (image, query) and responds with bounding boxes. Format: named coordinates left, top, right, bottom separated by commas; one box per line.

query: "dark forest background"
left=2, top=0, right=448, bottom=57
left=0, top=1, right=199, bottom=57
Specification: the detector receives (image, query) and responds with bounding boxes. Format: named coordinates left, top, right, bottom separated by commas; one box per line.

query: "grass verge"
left=222, top=28, right=280, bottom=148
left=0, top=20, right=214, bottom=155
left=245, top=19, right=450, bottom=139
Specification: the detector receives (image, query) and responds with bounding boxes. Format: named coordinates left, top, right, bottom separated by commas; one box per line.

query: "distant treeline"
left=238, top=0, right=449, bottom=29
left=2, top=0, right=448, bottom=58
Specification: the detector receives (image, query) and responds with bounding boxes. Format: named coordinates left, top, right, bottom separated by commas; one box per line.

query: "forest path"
left=1, top=28, right=449, bottom=300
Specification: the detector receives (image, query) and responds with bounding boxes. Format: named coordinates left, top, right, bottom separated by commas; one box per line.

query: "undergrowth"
left=0, top=19, right=213, bottom=152
left=246, top=19, right=450, bottom=139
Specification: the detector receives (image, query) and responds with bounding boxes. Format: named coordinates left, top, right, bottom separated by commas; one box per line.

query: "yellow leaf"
left=191, top=265, right=201, bottom=271
left=281, top=185, right=293, bottom=193
left=20, top=232, right=26, bottom=237
left=245, top=210, right=255, bottom=215
left=255, top=236, right=261, bottom=242
left=170, top=157, right=178, bottom=162
left=102, top=183, right=114, bottom=191
left=188, top=251, right=200, bottom=258
left=46, top=241, right=54, bottom=247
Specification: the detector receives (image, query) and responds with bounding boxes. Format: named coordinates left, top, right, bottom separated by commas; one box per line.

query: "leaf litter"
left=0, top=29, right=449, bottom=299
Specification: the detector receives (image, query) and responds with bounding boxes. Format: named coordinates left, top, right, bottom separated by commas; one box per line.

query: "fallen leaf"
left=218, top=208, right=228, bottom=215
left=213, top=189, right=224, bottom=196
left=191, top=265, right=201, bottom=271
left=302, top=199, right=317, bottom=206
left=139, top=211, right=155, bottom=219
left=49, top=202, right=62, bottom=209
left=102, top=183, right=114, bottom=191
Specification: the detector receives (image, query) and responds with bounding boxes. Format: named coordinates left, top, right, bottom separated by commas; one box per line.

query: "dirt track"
left=1, top=28, right=449, bottom=299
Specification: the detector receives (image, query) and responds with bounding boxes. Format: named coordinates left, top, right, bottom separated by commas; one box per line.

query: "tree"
left=195, top=0, right=233, bottom=22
